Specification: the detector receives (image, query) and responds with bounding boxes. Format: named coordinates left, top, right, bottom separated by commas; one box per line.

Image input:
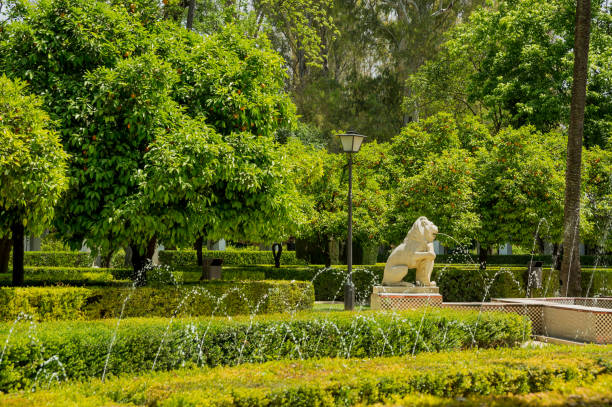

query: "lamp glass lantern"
left=338, top=131, right=366, bottom=153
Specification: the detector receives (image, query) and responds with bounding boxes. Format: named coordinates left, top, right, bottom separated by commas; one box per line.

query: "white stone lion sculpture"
left=382, top=216, right=438, bottom=286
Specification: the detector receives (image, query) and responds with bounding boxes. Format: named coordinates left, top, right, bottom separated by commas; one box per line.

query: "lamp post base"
left=344, top=282, right=355, bottom=311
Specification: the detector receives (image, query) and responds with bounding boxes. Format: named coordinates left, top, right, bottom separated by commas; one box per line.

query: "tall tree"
left=407, top=0, right=612, bottom=147
left=0, top=76, right=69, bottom=285
left=560, top=0, right=592, bottom=297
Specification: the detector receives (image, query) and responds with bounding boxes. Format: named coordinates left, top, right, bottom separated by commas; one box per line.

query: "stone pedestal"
left=370, top=285, right=442, bottom=310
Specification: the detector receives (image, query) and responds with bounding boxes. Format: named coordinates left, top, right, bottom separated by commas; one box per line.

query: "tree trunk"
left=130, top=237, right=157, bottom=285
left=478, top=245, right=490, bottom=270
left=186, top=0, right=196, bottom=30
left=0, top=237, right=11, bottom=275
left=560, top=0, right=591, bottom=297
left=194, top=235, right=204, bottom=267
left=101, top=251, right=113, bottom=268
left=11, top=221, right=25, bottom=286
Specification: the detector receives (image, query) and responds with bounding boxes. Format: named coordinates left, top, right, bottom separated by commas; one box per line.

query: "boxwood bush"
left=17, top=252, right=92, bottom=267
left=159, top=249, right=306, bottom=269
left=435, top=253, right=611, bottom=266
left=0, top=309, right=529, bottom=392
left=240, top=264, right=561, bottom=302
left=0, top=287, right=91, bottom=321
left=2, top=346, right=610, bottom=405
left=0, top=281, right=314, bottom=322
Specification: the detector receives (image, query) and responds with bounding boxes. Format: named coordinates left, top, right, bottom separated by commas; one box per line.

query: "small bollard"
left=272, top=243, right=282, bottom=268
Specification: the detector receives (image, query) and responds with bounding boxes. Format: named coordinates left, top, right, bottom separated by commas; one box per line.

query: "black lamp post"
left=337, top=131, right=366, bottom=311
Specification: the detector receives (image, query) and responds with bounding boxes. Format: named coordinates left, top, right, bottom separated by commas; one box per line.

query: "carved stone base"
left=370, top=285, right=442, bottom=310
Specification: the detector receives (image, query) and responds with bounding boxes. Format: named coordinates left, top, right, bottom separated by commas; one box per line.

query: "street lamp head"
left=338, top=131, right=366, bottom=153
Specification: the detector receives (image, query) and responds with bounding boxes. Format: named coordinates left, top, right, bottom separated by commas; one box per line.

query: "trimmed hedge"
left=1, top=346, right=610, bottom=405
left=0, top=287, right=91, bottom=321
left=159, top=249, right=306, bottom=269
left=84, top=281, right=314, bottom=319
left=0, top=281, right=314, bottom=322
left=20, top=252, right=92, bottom=267
left=248, top=264, right=561, bottom=302
left=0, top=273, right=116, bottom=286
left=582, top=269, right=612, bottom=297
left=0, top=309, right=529, bottom=392
left=435, top=253, right=612, bottom=266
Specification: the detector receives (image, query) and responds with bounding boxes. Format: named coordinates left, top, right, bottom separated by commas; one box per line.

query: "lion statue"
left=382, top=216, right=438, bottom=286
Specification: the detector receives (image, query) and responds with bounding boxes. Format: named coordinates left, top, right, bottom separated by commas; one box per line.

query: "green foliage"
left=20, top=252, right=91, bottom=267
left=84, top=281, right=313, bottom=319
left=142, top=125, right=303, bottom=246
left=474, top=126, right=566, bottom=248
left=296, top=141, right=392, bottom=249
left=156, top=23, right=297, bottom=136
left=0, top=287, right=90, bottom=321
left=386, top=114, right=566, bottom=251
left=582, top=146, right=612, bottom=251
left=389, top=148, right=480, bottom=246
left=0, top=309, right=528, bottom=392
left=159, top=249, right=305, bottom=269
left=408, top=0, right=612, bottom=147
left=582, top=269, right=612, bottom=297
left=4, top=345, right=611, bottom=405
left=259, top=264, right=562, bottom=302
left=0, top=268, right=118, bottom=286
left=58, top=52, right=182, bottom=254
left=1, top=0, right=301, bottom=257
left=0, top=281, right=313, bottom=322
left=0, top=75, right=68, bottom=237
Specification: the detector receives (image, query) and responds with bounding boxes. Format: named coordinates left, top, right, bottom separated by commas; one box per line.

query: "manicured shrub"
left=249, top=264, right=561, bottom=302
left=0, top=281, right=314, bottom=322
left=158, top=249, right=306, bottom=269
left=15, top=252, right=92, bottom=267
left=0, top=309, right=530, bottom=392
left=0, top=272, right=116, bottom=286
left=435, top=254, right=611, bottom=266
left=0, top=287, right=90, bottom=321
left=83, top=280, right=314, bottom=319
left=581, top=269, right=612, bottom=297
left=2, top=346, right=610, bottom=405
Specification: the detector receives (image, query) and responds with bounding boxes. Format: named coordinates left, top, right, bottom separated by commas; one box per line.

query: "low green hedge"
left=0, top=287, right=91, bottom=321
left=245, top=264, right=561, bottom=302
left=84, top=280, right=313, bottom=319
left=0, top=281, right=314, bottom=322
left=18, top=252, right=92, bottom=267
left=2, top=345, right=610, bottom=405
left=435, top=253, right=611, bottom=266
left=0, top=309, right=529, bottom=392
left=159, top=249, right=306, bottom=269
left=582, top=269, right=612, bottom=297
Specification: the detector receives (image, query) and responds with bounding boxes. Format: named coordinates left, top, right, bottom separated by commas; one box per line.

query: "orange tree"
left=386, top=113, right=566, bottom=268
left=0, top=76, right=68, bottom=284
left=0, top=0, right=300, bottom=276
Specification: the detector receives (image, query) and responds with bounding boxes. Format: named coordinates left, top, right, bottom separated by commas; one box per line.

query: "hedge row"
left=241, top=265, right=560, bottom=302
left=436, top=253, right=611, bottom=266
left=2, top=345, right=610, bottom=405
left=4, top=264, right=609, bottom=302
left=15, top=251, right=92, bottom=267
left=0, top=281, right=314, bottom=322
left=159, top=249, right=306, bottom=268
left=0, top=309, right=529, bottom=392
left=9, top=251, right=611, bottom=269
